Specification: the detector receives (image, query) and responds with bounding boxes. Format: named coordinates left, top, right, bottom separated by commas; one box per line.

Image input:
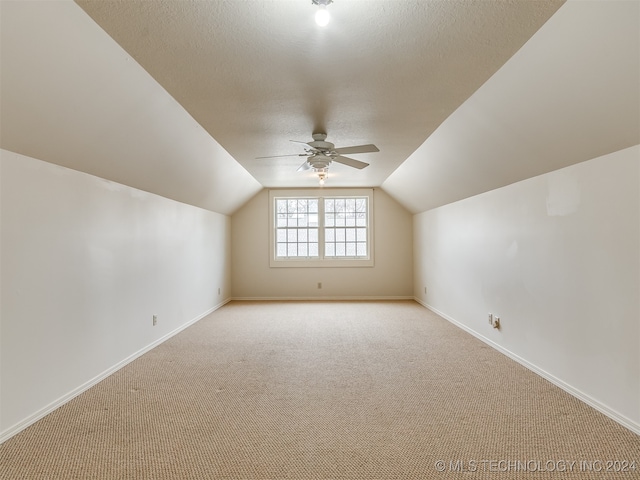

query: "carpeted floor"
left=1, top=300, right=638, bottom=479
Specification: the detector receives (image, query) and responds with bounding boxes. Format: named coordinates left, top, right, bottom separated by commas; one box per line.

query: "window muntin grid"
left=275, top=198, right=319, bottom=258
left=270, top=190, right=373, bottom=267
left=324, top=197, right=368, bottom=258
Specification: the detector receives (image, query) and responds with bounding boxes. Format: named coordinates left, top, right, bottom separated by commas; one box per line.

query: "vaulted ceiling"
left=74, top=0, right=565, bottom=190
left=1, top=0, right=638, bottom=215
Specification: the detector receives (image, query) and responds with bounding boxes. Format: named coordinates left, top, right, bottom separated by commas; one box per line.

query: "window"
left=275, top=198, right=319, bottom=258
left=270, top=189, right=374, bottom=267
left=323, top=197, right=368, bottom=258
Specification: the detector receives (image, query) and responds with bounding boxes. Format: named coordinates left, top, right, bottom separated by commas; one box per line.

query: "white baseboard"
left=0, top=299, right=230, bottom=444
left=231, top=296, right=414, bottom=301
left=414, top=297, right=640, bottom=436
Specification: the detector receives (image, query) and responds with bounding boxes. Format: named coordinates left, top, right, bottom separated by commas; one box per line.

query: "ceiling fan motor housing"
left=308, top=133, right=335, bottom=152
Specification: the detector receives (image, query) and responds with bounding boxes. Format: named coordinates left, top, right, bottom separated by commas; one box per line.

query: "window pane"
left=277, top=229, right=287, bottom=242
left=287, top=230, right=297, bottom=242
left=357, top=228, right=366, bottom=241
left=325, top=214, right=334, bottom=227
left=346, top=243, right=356, bottom=256
left=309, top=229, right=318, bottom=242
left=299, top=243, right=308, bottom=256
left=287, top=244, right=297, bottom=256
left=336, top=243, right=346, bottom=256
left=346, top=198, right=355, bottom=211
left=309, top=243, right=318, bottom=256
left=357, top=243, right=367, bottom=256
left=336, top=228, right=345, bottom=242
left=326, top=229, right=334, bottom=242
left=346, top=228, right=356, bottom=242
left=326, top=243, right=335, bottom=256
left=277, top=244, right=287, bottom=257
left=309, top=214, right=318, bottom=227
left=325, top=199, right=334, bottom=212
left=309, top=200, right=318, bottom=213
left=298, top=229, right=308, bottom=242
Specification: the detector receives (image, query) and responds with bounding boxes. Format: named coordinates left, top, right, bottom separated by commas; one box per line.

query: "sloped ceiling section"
left=74, top=0, right=564, bottom=190
left=0, top=1, right=262, bottom=216
left=3, top=1, right=635, bottom=216
left=383, top=0, right=640, bottom=213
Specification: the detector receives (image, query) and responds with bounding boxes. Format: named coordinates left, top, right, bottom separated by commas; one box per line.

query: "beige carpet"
left=1, top=300, right=638, bottom=479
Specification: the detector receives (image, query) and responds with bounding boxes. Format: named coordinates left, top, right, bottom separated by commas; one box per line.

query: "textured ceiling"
left=0, top=0, right=262, bottom=215
left=383, top=0, right=640, bottom=212
left=75, top=0, right=565, bottom=189
left=2, top=1, right=637, bottom=215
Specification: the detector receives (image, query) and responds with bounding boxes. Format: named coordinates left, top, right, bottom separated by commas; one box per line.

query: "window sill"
left=270, top=258, right=374, bottom=268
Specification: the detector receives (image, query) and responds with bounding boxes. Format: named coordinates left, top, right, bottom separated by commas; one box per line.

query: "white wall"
left=1, top=1, right=262, bottom=216
left=414, top=146, right=640, bottom=433
left=0, top=150, right=231, bottom=441
left=383, top=0, right=639, bottom=214
left=231, top=188, right=413, bottom=299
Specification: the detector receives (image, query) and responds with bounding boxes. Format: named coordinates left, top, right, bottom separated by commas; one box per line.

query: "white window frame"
left=269, top=188, right=374, bottom=268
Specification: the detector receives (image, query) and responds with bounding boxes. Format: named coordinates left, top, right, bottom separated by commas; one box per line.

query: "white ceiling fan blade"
left=333, top=144, right=379, bottom=155
left=297, top=161, right=311, bottom=171
left=255, top=153, right=307, bottom=159
left=332, top=155, right=369, bottom=169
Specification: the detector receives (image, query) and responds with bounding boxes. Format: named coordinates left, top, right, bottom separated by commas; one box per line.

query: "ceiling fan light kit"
left=312, top=0, right=333, bottom=27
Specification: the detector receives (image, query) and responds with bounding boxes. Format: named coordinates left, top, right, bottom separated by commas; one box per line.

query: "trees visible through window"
left=271, top=190, right=373, bottom=267
left=275, top=198, right=319, bottom=258
left=324, top=198, right=368, bottom=258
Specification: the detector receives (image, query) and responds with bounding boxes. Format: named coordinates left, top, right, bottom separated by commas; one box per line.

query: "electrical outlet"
left=153, top=315, right=157, bottom=326
left=317, top=282, right=322, bottom=289
left=218, top=287, right=221, bottom=295
left=424, top=286, right=427, bottom=294
left=488, top=313, right=493, bottom=325
left=493, top=316, right=500, bottom=329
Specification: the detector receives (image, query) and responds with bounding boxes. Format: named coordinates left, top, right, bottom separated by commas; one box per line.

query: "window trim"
left=269, top=188, right=374, bottom=268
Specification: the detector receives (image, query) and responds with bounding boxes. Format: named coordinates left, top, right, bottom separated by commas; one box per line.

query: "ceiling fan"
left=256, top=133, right=379, bottom=185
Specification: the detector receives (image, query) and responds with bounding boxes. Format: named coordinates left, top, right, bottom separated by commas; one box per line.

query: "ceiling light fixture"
left=312, top=0, right=332, bottom=27
left=316, top=170, right=327, bottom=186
left=308, top=155, right=331, bottom=186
